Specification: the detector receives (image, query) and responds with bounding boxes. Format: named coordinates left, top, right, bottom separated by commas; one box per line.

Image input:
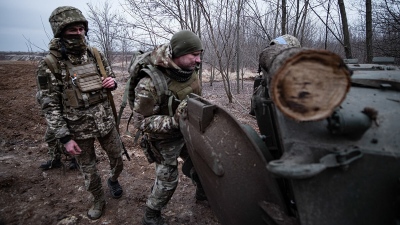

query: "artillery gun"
left=180, top=44, right=400, bottom=225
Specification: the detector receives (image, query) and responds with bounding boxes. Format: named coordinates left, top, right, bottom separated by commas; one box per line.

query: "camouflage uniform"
left=133, top=43, right=201, bottom=212
left=36, top=38, right=124, bottom=191
left=36, top=91, right=64, bottom=163
left=36, top=6, right=124, bottom=220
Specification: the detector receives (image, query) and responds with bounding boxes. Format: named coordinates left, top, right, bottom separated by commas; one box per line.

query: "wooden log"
left=259, top=45, right=351, bottom=121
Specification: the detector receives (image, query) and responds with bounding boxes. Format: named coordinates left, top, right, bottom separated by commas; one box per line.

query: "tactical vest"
left=140, top=66, right=201, bottom=117
left=44, top=49, right=107, bottom=110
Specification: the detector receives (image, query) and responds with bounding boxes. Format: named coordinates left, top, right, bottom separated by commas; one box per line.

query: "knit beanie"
left=170, top=30, right=203, bottom=58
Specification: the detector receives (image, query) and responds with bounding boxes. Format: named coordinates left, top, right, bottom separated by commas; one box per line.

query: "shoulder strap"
left=43, top=50, right=62, bottom=80
left=90, top=47, right=107, bottom=78
left=142, top=65, right=171, bottom=103
left=91, top=47, right=119, bottom=124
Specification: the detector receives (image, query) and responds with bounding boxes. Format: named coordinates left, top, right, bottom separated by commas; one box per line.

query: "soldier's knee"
left=156, top=164, right=178, bottom=182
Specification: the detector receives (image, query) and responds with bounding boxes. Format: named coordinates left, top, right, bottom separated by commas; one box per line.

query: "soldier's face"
left=64, top=24, right=86, bottom=37
left=173, top=51, right=202, bottom=71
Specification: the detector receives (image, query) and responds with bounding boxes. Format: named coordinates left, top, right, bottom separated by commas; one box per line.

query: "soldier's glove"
left=174, top=99, right=188, bottom=124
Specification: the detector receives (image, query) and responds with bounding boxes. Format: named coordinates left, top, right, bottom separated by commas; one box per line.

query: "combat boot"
left=69, top=157, right=79, bottom=170
left=142, top=207, right=167, bottom=225
left=87, top=194, right=105, bottom=220
left=39, top=158, right=62, bottom=170
left=195, top=185, right=207, bottom=201
left=107, top=178, right=123, bottom=199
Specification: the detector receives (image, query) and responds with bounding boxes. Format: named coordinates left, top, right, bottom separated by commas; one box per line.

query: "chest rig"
left=161, top=71, right=201, bottom=116
left=44, top=50, right=107, bottom=109
left=62, top=60, right=106, bottom=109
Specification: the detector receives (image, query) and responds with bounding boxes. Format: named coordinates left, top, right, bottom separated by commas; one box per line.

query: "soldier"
left=132, top=30, right=206, bottom=225
left=35, top=6, right=124, bottom=220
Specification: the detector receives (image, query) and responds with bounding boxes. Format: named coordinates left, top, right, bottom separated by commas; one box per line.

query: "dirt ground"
left=0, top=60, right=257, bottom=225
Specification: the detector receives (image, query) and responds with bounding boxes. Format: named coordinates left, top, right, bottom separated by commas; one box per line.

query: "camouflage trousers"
left=74, top=126, right=124, bottom=199
left=44, top=127, right=65, bottom=160
left=146, top=137, right=186, bottom=211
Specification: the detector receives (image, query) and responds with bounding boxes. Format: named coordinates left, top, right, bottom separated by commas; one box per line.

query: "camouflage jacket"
left=133, top=44, right=201, bottom=138
left=36, top=38, right=117, bottom=141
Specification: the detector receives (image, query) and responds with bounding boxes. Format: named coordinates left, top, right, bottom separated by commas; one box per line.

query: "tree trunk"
left=366, top=0, right=373, bottom=63
left=338, top=0, right=353, bottom=59
left=281, top=0, right=287, bottom=35
left=325, top=0, right=331, bottom=49
left=293, top=0, right=300, bottom=37
left=299, top=0, right=309, bottom=45
left=273, top=0, right=280, bottom=38
left=236, top=0, right=241, bottom=94
left=259, top=45, right=351, bottom=121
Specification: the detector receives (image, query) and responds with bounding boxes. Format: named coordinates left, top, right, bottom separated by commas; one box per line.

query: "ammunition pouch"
left=63, top=87, right=107, bottom=109
left=75, top=71, right=103, bottom=92
left=140, top=134, right=164, bottom=164
left=63, top=62, right=107, bottom=109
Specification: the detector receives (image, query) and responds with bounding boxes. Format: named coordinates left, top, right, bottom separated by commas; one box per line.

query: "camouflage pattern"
left=36, top=38, right=116, bottom=141
left=49, top=6, right=88, bottom=38
left=44, top=128, right=64, bottom=161
left=146, top=138, right=186, bottom=211
left=36, top=91, right=66, bottom=161
left=133, top=44, right=200, bottom=137
left=133, top=43, right=200, bottom=211
left=36, top=36, right=122, bottom=201
left=62, top=35, right=88, bottom=56
left=74, top=127, right=123, bottom=197
left=133, top=76, right=180, bottom=134
left=269, top=34, right=301, bottom=47
left=151, top=44, right=179, bottom=70
left=146, top=163, right=179, bottom=211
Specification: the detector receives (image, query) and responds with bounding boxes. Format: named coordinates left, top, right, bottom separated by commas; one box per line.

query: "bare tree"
left=365, top=0, right=373, bottom=62
left=198, top=0, right=239, bottom=103
left=87, top=2, right=123, bottom=65
left=299, top=0, right=309, bottom=45
left=338, top=0, right=353, bottom=59
left=372, top=0, right=400, bottom=61
left=281, top=0, right=287, bottom=35
left=236, top=0, right=244, bottom=94
left=123, top=0, right=202, bottom=46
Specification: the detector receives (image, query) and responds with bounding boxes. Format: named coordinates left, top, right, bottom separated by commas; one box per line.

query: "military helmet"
left=269, top=34, right=301, bottom=47
left=49, top=6, right=88, bottom=38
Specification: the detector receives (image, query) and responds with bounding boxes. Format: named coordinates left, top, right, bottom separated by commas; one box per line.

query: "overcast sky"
left=0, top=0, right=111, bottom=52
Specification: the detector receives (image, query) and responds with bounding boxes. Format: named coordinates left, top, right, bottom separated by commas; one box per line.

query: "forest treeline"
left=28, top=0, right=400, bottom=101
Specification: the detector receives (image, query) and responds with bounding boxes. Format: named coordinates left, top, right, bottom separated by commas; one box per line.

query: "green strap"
left=168, top=96, right=174, bottom=117
left=143, top=65, right=170, bottom=102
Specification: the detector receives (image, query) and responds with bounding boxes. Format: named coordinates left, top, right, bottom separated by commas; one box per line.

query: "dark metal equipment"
left=180, top=58, right=400, bottom=225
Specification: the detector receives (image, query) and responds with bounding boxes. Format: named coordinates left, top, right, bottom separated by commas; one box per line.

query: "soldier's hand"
left=64, top=140, right=82, bottom=156
left=174, top=99, right=188, bottom=123
left=102, top=77, right=115, bottom=89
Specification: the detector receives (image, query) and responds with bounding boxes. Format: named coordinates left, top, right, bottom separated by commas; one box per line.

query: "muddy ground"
left=0, top=60, right=257, bottom=225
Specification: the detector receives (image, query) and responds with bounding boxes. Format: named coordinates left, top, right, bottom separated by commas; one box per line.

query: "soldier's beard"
left=62, top=34, right=87, bottom=56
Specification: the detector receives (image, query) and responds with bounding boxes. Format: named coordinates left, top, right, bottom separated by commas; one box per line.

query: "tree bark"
left=281, top=0, right=287, bottom=35
left=338, top=0, right=353, bottom=59
left=366, top=0, right=373, bottom=63
left=259, top=45, right=351, bottom=121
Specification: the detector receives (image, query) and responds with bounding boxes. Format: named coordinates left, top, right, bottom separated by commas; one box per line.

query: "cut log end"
left=271, top=50, right=351, bottom=121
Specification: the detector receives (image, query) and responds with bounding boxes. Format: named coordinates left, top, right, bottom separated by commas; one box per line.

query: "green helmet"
left=269, top=34, right=301, bottom=47
left=49, top=6, right=88, bottom=38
